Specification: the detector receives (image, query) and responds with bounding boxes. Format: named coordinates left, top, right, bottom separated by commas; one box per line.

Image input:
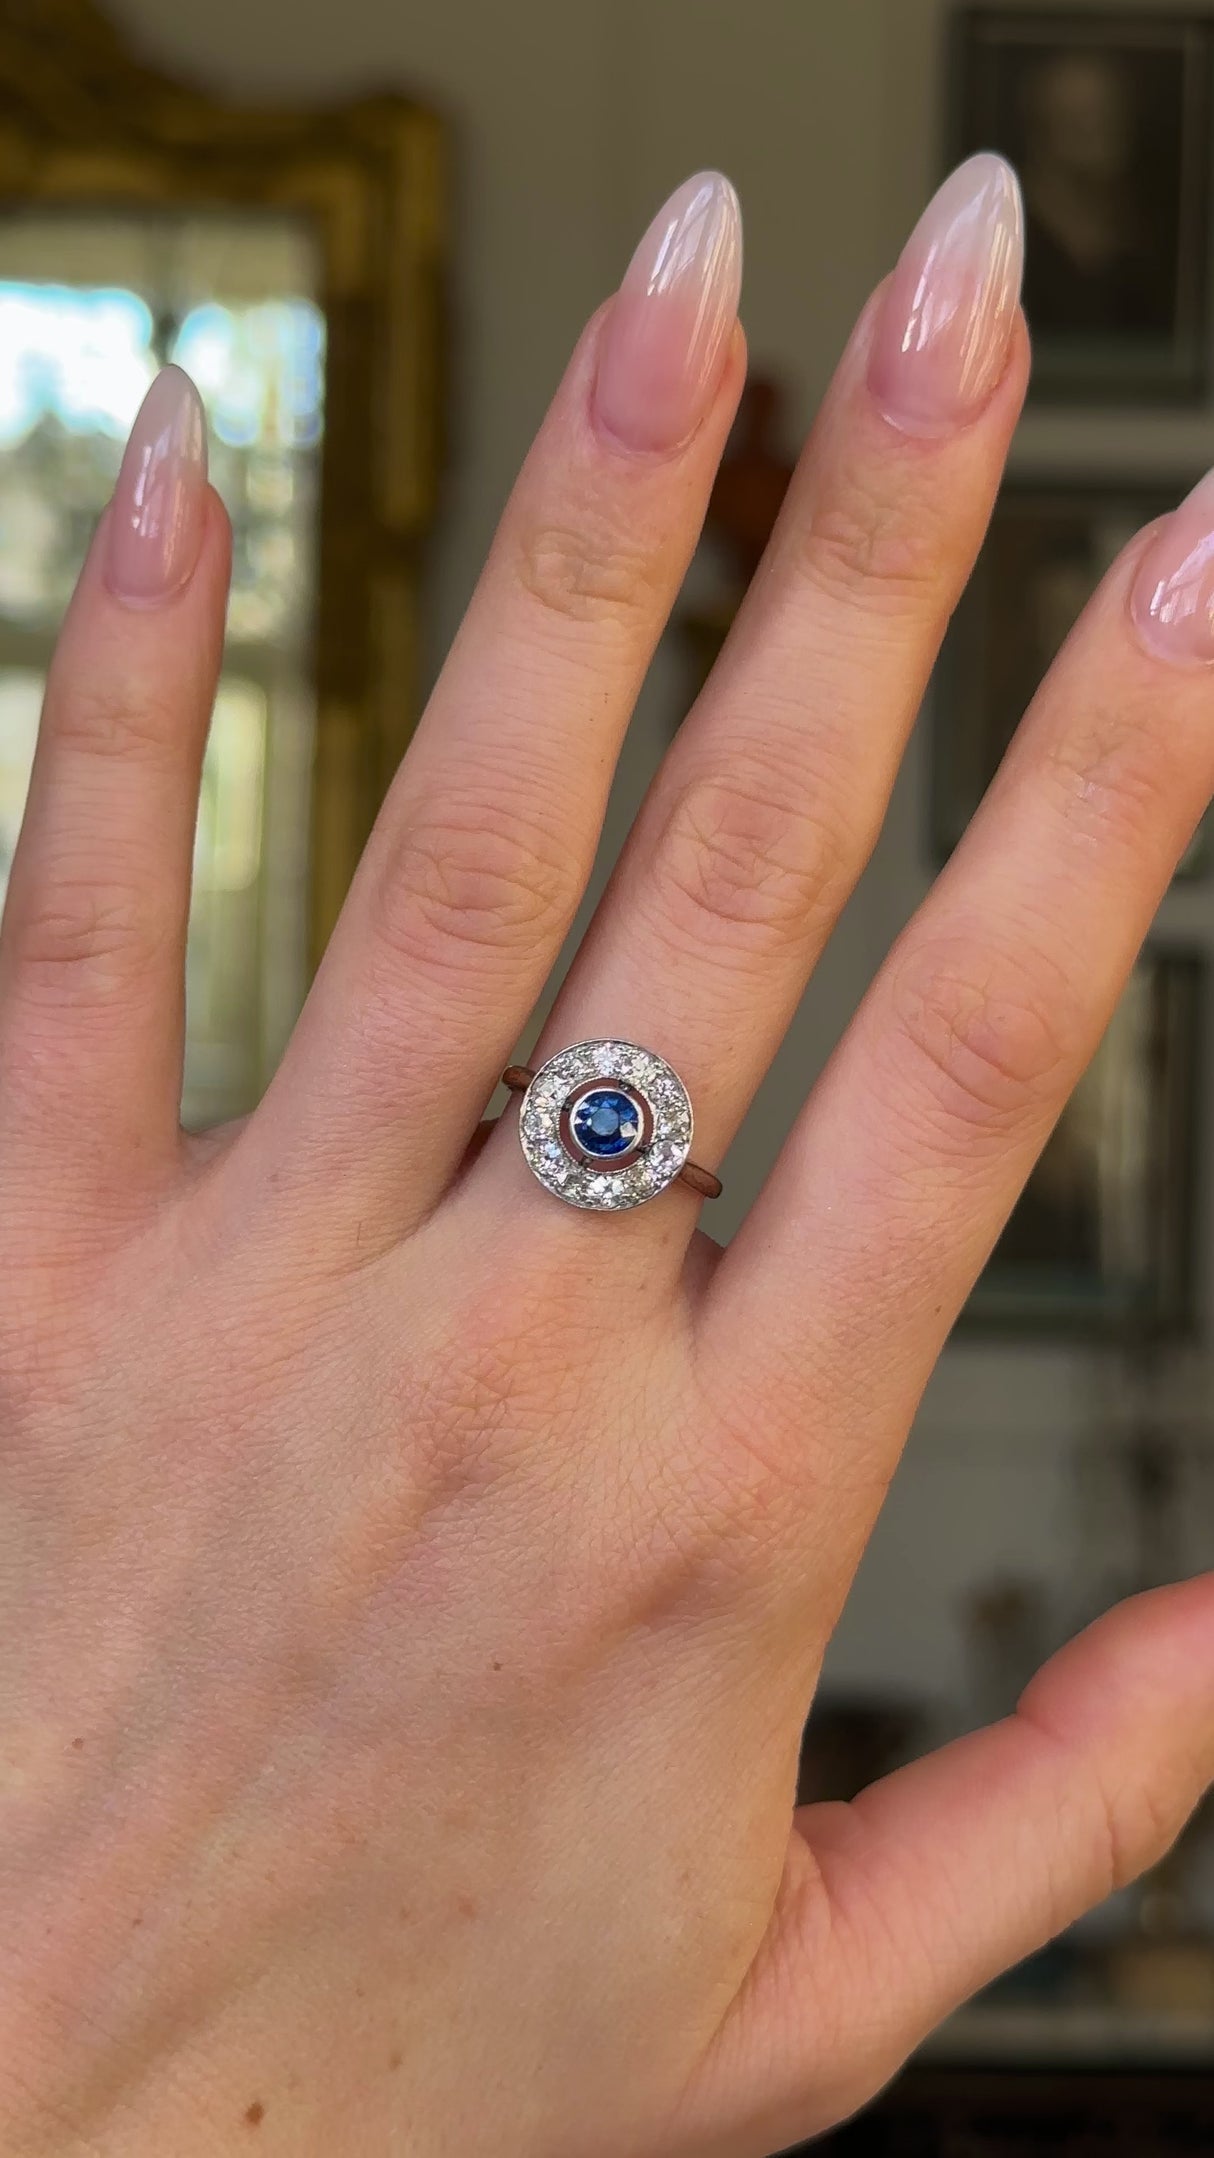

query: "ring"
left=502, top=1041, right=722, bottom=1211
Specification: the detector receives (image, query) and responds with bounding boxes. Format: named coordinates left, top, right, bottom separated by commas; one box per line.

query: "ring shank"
left=501, top=1066, right=722, bottom=1201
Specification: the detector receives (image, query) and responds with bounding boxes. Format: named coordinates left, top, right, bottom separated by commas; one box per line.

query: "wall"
left=103, top=0, right=1214, bottom=1719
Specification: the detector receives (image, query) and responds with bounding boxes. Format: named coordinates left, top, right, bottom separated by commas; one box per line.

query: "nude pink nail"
left=1131, top=472, right=1214, bottom=665
left=594, top=171, right=742, bottom=453
left=869, top=153, right=1024, bottom=436
left=103, top=365, right=207, bottom=604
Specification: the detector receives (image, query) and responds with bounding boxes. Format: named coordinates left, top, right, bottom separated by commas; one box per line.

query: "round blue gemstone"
left=571, top=1088, right=641, bottom=1158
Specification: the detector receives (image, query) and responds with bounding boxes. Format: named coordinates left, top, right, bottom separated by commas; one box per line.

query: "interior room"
left=1, top=1, right=1213, bottom=2150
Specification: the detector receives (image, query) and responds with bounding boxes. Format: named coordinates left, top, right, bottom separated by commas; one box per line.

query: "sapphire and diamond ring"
left=503, top=1041, right=722, bottom=1211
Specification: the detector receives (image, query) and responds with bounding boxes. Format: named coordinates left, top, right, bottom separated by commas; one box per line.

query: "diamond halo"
left=518, top=1040, right=693, bottom=1211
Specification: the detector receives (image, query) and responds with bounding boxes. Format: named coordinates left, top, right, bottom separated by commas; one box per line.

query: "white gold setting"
left=518, top=1040, right=693, bottom=1211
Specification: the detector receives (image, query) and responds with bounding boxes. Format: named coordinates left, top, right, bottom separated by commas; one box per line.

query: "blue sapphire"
left=571, top=1088, right=641, bottom=1158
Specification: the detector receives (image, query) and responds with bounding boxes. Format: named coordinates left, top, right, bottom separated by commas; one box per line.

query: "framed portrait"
left=932, top=479, right=1209, bottom=876
left=966, top=950, right=1203, bottom=1334
left=949, top=7, right=1214, bottom=401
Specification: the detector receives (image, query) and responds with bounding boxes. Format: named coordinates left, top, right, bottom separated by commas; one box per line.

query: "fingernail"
left=1131, top=471, right=1214, bottom=665
left=594, top=171, right=742, bottom=452
left=869, top=153, right=1023, bottom=436
left=103, top=365, right=208, bottom=604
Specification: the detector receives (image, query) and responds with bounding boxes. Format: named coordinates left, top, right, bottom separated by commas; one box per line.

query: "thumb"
left=676, top=1577, right=1214, bottom=2156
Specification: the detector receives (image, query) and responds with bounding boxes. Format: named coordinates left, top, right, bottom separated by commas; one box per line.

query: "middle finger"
left=250, top=173, right=744, bottom=1240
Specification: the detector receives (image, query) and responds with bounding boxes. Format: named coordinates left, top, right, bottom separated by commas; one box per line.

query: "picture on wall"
left=932, top=479, right=1209, bottom=876
left=950, top=7, right=1214, bottom=401
left=966, top=951, right=1203, bottom=1333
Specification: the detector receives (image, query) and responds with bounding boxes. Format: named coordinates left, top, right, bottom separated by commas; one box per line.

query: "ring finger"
left=480, top=156, right=1026, bottom=1228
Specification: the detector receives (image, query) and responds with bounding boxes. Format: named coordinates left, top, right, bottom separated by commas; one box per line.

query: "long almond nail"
left=869, top=153, right=1023, bottom=436
left=594, top=172, right=742, bottom=452
left=1131, top=472, right=1214, bottom=665
left=104, top=365, right=208, bottom=605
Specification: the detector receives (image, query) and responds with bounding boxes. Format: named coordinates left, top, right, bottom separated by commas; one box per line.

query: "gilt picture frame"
left=0, top=0, right=444, bottom=1094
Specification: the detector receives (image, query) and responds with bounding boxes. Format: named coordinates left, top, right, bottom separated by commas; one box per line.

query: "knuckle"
left=11, top=881, right=170, bottom=1000
left=1018, top=1693, right=1197, bottom=1911
left=0, top=1257, right=94, bottom=1449
left=1042, top=699, right=1176, bottom=850
left=47, top=674, right=180, bottom=766
left=0, top=1307, right=57, bottom=1440
left=374, top=799, right=580, bottom=977
left=646, top=769, right=852, bottom=958
left=612, top=1359, right=826, bottom=1616
left=796, top=475, right=943, bottom=613
left=509, top=509, right=655, bottom=632
left=401, top=1273, right=590, bottom=1514
left=1098, top=1770, right=1188, bottom=1895
left=885, top=936, right=1071, bottom=1140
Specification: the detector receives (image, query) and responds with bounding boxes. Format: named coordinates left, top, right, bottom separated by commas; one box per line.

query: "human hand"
left=2, top=156, right=1212, bottom=2158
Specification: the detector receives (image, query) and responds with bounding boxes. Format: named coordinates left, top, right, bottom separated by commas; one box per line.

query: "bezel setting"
left=559, top=1081, right=654, bottom=1170
left=518, top=1040, right=693, bottom=1211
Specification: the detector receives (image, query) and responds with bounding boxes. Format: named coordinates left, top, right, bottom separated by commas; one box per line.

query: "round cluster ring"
left=504, top=1040, right=722, bottom=1212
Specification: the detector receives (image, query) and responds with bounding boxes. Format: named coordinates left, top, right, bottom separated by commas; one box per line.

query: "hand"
left=1, top=155, right=1212, bottom=2158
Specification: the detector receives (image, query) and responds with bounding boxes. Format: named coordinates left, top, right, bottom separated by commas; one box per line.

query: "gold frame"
left=0, top=0, right=445, bottom=962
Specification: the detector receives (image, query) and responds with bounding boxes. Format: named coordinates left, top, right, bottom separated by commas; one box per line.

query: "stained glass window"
left=0, top=211, right=325, bottom=1124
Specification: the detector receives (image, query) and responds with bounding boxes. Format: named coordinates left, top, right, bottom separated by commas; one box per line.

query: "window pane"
left=0, top=211, right=324, bottom=1121
left=0, top=668, right=41, bottom=889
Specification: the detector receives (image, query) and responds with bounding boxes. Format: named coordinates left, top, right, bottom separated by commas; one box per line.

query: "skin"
left=1, top=225, right=1213, bottom=2158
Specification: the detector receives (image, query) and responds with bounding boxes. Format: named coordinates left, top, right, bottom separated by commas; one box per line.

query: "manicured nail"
left=594, top=171, right=742, bottom=452
left=869, top=153, right=1023, bottom=436
left=103, top=365, right=207, bottom=604
left=1131, top=472, right=1214, bottom=665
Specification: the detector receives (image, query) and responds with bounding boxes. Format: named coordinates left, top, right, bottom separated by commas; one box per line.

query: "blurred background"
left=2, top=0, right=1214, bottom=2148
